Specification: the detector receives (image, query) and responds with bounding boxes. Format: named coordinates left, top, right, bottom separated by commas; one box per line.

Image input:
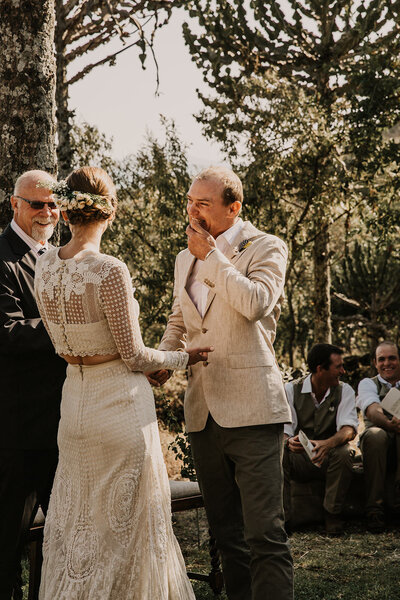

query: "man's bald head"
left=11, top=170, right=59, bottom=243
left=13, top=170, right=55, bottom=196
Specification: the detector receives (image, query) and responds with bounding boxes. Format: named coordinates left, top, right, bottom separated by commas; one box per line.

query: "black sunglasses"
left=14, top=196, right=58, bottom=210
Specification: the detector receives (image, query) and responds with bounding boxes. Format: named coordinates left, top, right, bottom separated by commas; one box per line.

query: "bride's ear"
left=61, top=211, right=69, bottom=223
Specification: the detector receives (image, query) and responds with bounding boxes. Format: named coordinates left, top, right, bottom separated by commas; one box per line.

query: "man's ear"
left=10, top=196, right=18, bottom=212
left=230, top=200, right=242, bottom=217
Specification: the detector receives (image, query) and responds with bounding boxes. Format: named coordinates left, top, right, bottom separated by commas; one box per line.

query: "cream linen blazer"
left=158, top=220, right=292, bottom=432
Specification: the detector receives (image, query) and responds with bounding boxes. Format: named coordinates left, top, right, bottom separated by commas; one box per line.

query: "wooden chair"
left=27, top=480, right=224, bottom=599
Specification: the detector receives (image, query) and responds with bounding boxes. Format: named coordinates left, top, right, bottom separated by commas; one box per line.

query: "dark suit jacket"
left=0, top=225, right=66, bottom=449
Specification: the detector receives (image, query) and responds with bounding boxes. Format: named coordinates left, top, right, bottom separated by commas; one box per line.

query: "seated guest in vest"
left=357, top=340, right=400, bottom=533
left=283, top=343, right=358, bottom=535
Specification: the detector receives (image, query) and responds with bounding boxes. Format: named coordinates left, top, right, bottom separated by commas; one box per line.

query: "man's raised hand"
left=186, top=218, right=216, bottom=261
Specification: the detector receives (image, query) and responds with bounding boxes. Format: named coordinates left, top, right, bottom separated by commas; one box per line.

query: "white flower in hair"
left=37, top=179, right=113, bottom=212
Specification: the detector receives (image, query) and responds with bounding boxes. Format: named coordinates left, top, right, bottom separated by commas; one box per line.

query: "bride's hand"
left=187, top=346, right=214, bottom=366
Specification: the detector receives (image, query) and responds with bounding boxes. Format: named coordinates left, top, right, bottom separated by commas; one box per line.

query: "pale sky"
left=68, top=8, right=227, bottom=170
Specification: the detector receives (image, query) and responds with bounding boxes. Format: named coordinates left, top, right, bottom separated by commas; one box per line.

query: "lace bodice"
left=34, top=248, right=188, bottom=372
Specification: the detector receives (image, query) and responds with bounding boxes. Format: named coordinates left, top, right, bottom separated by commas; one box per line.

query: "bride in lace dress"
left=34, top=167, right=211, bottom=599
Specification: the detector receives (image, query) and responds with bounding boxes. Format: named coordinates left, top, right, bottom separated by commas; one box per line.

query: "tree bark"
left=0, top=0, right=57, bottom=230
left=55, top=0, right=73, bottom=178
left=313, top=224, right=332, bottom=343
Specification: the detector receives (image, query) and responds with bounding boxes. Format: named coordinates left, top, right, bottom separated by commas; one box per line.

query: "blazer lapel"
left=181, top=287, right=203, bottom=324
left=183, top=252, right=196, bottom=287
left=3, top=225, right=37, bottom=277
left=181, top=249, right=217, bottom=321
left=179, top=251, right=203, bottom=323
left=228, top=221, right=262, bottom=262
left=3, top=225, right=32, bottom=258
left=202, top=288, right=216, bottom=318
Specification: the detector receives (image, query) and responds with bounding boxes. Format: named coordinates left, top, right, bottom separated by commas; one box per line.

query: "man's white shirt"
left=11, top=219, right=48, bottom=256
left=186, top=218, right=243, bottom=317
left=284, top=374, right=358, bottom=437
left=357, top=374, right=400, bottom=414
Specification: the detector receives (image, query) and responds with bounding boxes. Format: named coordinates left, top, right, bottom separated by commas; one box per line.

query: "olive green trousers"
left=189, top=416, right=293, bottom=600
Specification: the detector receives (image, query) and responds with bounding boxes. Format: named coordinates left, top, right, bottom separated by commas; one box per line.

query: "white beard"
left=31, top=222, right=55, bottom=242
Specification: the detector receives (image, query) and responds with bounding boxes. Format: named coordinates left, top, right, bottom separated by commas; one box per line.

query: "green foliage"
left=182, top=0, right=400, bottom=356
left=168, top=430, right=197, bottom=481
left=70, top=122, right=117, bottom=174
left=332, top=240, right=400, bottom=350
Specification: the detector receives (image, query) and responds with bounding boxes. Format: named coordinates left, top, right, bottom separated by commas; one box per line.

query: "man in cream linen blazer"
left=158, top=166, right=293, bottom=600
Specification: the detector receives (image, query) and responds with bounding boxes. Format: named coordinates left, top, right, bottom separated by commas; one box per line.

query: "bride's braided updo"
left=65, top=166, right=118, bottom=225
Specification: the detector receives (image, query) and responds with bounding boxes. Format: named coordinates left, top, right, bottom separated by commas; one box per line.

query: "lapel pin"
left=238, top=239, right=252, bottom=252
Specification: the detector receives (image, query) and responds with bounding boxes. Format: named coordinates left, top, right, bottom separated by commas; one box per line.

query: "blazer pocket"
left=228, top=352, right=274, bottom=369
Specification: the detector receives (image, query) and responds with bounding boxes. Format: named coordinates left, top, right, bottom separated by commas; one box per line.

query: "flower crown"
left=37, top=180, right=114, bottom=213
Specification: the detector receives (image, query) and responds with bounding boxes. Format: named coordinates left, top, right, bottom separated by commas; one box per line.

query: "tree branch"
left=68, top=35, right=143, bottom=85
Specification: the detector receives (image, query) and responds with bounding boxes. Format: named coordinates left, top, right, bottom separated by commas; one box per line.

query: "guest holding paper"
left=283, top=343, right=358, bottom=535
left=357, top=341, right=400, bottom=533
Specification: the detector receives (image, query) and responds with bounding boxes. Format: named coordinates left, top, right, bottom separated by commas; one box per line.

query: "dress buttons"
left=203, top=361, right=209, bottom=367
left=202, top=328, right=208, bottom=334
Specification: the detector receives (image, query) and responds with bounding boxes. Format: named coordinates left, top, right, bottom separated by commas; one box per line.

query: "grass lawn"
left=173, top=510, right=400, bottom=600
left=22, top=510, right=400, bottom=599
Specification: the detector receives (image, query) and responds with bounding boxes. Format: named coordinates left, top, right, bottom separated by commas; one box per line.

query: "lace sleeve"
left=99, top=260, right=188, bottom=372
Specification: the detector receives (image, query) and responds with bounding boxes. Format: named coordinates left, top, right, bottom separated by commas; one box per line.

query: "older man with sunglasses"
left=0, top=171, right=66, bottom=599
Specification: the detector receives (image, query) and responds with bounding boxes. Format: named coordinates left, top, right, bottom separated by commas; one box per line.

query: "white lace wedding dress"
left=34, top=248, right=195, bottom=600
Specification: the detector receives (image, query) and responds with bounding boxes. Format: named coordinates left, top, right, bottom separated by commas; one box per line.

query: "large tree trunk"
left=55, top=0, right=73, bottom=178
left=0, top=0, right=57, bottom=230
left=313, top=225, right=332, bottom=343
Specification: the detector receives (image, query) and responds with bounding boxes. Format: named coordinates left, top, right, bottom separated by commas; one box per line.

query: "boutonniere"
left=238, top=239, right=252, bottom=252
